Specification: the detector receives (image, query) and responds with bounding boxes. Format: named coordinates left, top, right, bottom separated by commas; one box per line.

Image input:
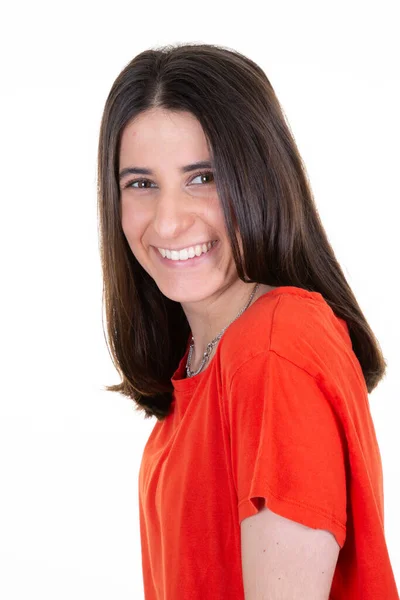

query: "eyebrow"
left=118, top=160, right=213, bottom=181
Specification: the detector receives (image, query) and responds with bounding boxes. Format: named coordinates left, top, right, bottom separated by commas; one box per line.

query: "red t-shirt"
left=138, top=286, right=399, bottom=599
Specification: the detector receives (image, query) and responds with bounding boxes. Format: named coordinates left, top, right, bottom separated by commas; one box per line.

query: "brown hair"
left=97, top=42, right=387, bottom=421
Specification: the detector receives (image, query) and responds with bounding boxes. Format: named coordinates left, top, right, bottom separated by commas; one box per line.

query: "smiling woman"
left=96, top=43, right=399, bottom=599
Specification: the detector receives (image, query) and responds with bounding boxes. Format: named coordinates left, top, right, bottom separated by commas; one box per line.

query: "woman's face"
left=119, top=107, right=241, bottom=304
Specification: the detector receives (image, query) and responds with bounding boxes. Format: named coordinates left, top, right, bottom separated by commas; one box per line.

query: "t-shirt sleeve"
left=223, top=349, right=348, bottom=548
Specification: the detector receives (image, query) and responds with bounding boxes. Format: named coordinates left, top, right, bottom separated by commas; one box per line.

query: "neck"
left=182, top=279, right=258, bottom=360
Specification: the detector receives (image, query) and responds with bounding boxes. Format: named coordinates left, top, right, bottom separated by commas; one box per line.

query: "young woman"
left=97, top=43, right=399, bottom=599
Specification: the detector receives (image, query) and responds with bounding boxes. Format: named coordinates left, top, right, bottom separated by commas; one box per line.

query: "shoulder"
left=219, top=286, right=352, bottom=383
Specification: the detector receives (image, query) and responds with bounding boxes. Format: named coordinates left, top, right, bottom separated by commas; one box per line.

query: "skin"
left=241, top=507, right=339, bottom=599
left=119, top=107, right=276, bottom=369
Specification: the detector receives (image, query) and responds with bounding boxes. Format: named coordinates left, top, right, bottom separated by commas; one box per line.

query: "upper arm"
left=240, top=505, right=340, bottom=600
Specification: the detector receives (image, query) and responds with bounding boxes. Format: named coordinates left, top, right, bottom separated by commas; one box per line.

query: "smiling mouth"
left=157, top=240, right=218, bottom=261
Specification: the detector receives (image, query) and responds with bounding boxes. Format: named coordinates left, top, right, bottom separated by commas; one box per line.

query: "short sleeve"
left=224, top=349, right=347, bottom=548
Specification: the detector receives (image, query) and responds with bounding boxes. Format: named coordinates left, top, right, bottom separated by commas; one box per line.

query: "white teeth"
left=157, top=240, right=215, bottom=261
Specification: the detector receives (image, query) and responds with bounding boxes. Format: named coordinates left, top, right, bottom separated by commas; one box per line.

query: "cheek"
left=120, top=204, right=145, bottom=244
left=204, top=195, right=226, bottom=230
left=121, top=211, right=132, bottom=239
left=120, top=213, right=148, bottom=269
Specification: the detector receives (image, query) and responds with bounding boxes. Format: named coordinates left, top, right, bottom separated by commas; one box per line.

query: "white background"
left=1, top=0, right=399, bottom=597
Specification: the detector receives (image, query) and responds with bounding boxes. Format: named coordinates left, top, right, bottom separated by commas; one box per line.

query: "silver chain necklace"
left=185, top=282, right=260, bottom=378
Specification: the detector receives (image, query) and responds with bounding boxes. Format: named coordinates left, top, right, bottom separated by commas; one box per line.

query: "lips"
left=158, top=240, right=217, bottom=261
left=154, top=239, right=219, bottom=268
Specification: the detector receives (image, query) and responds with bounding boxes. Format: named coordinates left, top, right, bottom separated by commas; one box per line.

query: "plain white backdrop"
left=1, top=0, right=399, bottom=597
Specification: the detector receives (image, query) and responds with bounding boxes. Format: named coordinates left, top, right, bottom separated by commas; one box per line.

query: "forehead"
left=119, top=108, right=210, bottom=161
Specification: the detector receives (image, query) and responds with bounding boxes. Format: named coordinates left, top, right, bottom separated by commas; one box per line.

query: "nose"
left=152, top=189, right=196, bottom=241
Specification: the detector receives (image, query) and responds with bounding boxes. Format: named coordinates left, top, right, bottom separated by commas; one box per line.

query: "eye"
left=123, top=178, right=155, bottom=190
left=190, top=170, right=215, bottom=185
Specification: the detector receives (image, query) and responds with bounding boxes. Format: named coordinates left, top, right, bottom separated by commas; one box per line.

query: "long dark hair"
left=97, top=42, right=387, bottom=421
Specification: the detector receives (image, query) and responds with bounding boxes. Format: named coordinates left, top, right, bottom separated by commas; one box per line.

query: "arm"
left=241, top=505, right=340, bottom=600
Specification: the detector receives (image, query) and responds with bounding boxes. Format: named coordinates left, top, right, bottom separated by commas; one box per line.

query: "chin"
left=156, top=280, right=220, bottom=304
